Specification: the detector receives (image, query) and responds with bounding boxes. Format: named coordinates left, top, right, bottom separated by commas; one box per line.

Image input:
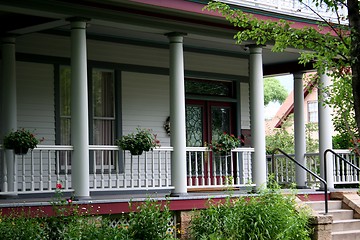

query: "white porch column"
left=293, top=72, right=307, bottom=188
left=166, top=32, right=187, bottom=196
left=249, top=45, right=267, bottom=190
left=1, top=37, right=17, bottom=192
left=70, top=19, right=90, bottom=199
left=318, top=72, right=334, bottom=189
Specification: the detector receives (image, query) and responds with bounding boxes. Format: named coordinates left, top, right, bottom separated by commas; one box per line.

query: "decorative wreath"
left=164, top=116, right=170, bottom=136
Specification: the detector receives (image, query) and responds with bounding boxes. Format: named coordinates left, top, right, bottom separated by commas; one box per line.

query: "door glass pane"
left=211, top=106, right=231, bottom=175
left=186, top=105, right=203, bottom=147
left=211, top=106, right=230, bottom=142
left=185, top=79, right=233, bottom=97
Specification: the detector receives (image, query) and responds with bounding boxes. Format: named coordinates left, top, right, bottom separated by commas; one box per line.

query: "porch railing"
left=221, top=0, right=347, bottom=24
left=0, top=145, right=255, bottom=195
left=269, top=149, right=360, bottom=188
left=89, top=146, right=173, bottom=191
left=186, top=147, right=255, bottom=189
left=328, top=149, right=360, bottom=185
left=0, top=145, right=74, bottom=195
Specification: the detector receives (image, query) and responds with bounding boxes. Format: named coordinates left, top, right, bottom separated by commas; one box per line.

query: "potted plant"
left=209, top=132, right=242, bottom=155
left=116, top=128, right=160, bottom=155
left=3, top=128, right=43, bottom=155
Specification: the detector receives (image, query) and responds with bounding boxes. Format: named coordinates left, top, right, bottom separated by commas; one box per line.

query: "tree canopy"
left=264, top=77, right=288, bottom=106
left=205, top=0, right=360, bottom=151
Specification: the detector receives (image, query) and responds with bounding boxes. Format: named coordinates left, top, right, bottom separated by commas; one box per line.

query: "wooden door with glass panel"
left=186, top=100, right=234, bottom=186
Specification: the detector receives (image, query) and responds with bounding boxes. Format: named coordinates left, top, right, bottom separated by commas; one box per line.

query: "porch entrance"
left=186, top=100, right=235, bottom=186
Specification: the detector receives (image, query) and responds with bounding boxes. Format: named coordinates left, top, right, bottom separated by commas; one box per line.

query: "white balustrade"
left=89, top=146, right=173, bottom=191
left=220, top=0, right=347, bottom=24
left=0, top=145, right=73, bottom=195
left=186, top=147, right=255, bottom=189
left=0, top=145, right=256, bottom=195
left=332, top=149, right=360, bottom=185
left=269, top=150, right=360, bottom=189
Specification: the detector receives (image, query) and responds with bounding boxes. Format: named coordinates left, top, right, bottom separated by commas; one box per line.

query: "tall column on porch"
left=318, top=72, right=334, bottom=189
left=1, top=37, right=17, bottom=192
left=70, top=19, right=90, bottom=199
left=166, top=32, right=187, bottom=196
left=293, top=72, right=307, bottom=188
left=248, top=45, right=267, bottom=190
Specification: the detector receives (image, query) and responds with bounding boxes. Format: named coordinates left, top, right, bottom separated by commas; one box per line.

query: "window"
left=307, top=101, right=318, bottom=123
left=92, top=69, right=115, bottom=146
left=58, top=66, right=116, bottom=171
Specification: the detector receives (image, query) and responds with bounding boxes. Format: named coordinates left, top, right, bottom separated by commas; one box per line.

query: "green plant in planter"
left=116, top=128, right=160, bottom=155
left=3, top=128, right=43, bottom=154
left=209, top=132, right=242, bottom=154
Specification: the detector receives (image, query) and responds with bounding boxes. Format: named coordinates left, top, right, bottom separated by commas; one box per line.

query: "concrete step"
left=333, top=219, right=360, bottom=231
left=332, top=230, right=360, bottom=240
left=305, top=200, right=342, bottom=211
left=316, top=209, right=354, bottom=221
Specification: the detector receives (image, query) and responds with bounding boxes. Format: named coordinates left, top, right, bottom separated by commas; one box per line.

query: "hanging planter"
left=116, top=128, right=160, bottom=155
left=3, top=128, right=43, bottom=155
left=209, top=132, right=242, bottom=154
left=130, top=149, right=144, bottom=156
left=14, top=146, right=29, bottom=155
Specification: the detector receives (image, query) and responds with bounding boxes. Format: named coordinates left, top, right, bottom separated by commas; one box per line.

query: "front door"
left=186, top=100, right=234, bottom=186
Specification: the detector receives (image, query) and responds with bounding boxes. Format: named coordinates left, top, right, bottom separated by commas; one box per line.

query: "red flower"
left=56, top=183, right=62, bottom=189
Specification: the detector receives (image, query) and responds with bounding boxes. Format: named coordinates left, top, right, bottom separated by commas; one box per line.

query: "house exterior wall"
left=122, top=71, right=171, bottom=145
left=12, top=32, right=250, bottom=145
left=17, top=61, right=55, bottom=145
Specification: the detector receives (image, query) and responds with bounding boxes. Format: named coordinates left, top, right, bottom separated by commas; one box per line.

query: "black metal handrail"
left=272, top=148, right=328, bottom=214
left=324, top=149, right=360, bottom=185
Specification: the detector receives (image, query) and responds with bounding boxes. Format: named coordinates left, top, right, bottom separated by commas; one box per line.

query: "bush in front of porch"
left=0, top=196, right=176, bottom=239
left=189, top=182, right=312, bottom=240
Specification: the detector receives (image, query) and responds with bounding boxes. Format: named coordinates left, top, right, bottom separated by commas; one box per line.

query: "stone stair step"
left=332, top=219, right=360, bottom=231
left=316, top=209, right=354, bottom=221
left=332, top=230, right=360, bottom=240
left=305, top=200, right=342, bottom=211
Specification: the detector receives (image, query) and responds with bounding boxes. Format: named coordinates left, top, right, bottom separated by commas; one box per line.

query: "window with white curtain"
left=92, top=69, right=115, bottom=146
left=58, top=66, right=116, bottom=171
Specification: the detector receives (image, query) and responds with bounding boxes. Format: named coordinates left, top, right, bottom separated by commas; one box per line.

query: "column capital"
left=1, top=36, right=16, bottom=45
left=293, top=71, right=305, bottom=79
left=246, top=44, right=264, bottom=53
left=165, top=32, right=187, bottom=43
left=67, top=17, right=90, bottom=29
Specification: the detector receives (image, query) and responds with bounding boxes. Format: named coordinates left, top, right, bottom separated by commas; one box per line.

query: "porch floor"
left=0, top=188, right=334, bottom=209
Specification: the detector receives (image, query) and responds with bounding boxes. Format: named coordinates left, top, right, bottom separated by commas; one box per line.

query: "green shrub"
left=332, top=133, right=353, bottom=149
left=0, top=196, right=175, bottom=240
left=128, top=198, right=175, bottom=240
left=189, top=183, right=312, bottom=240
left=0, top=210, right=48, bottom=239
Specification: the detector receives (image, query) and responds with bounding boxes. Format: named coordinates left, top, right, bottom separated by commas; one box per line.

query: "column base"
left=0, top=193, right=18, bottom=199
left=168, top=192, right=188, bottom=197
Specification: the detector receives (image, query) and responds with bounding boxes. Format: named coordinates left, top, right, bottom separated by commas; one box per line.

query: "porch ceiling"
left=0, top=0, right=312, bottom=76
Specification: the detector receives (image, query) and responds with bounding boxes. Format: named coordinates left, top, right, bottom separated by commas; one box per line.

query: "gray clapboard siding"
left=88, top=40, right=169, bottom=68
left=122, top=71, right=171, bottom=146
left=185, top=52, right=248, bottom=76
left=17, top=61, right=55, bottom=145
left=17, top=33, right=71, bottom=58
left=17, top=33, right=248, bottom=78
